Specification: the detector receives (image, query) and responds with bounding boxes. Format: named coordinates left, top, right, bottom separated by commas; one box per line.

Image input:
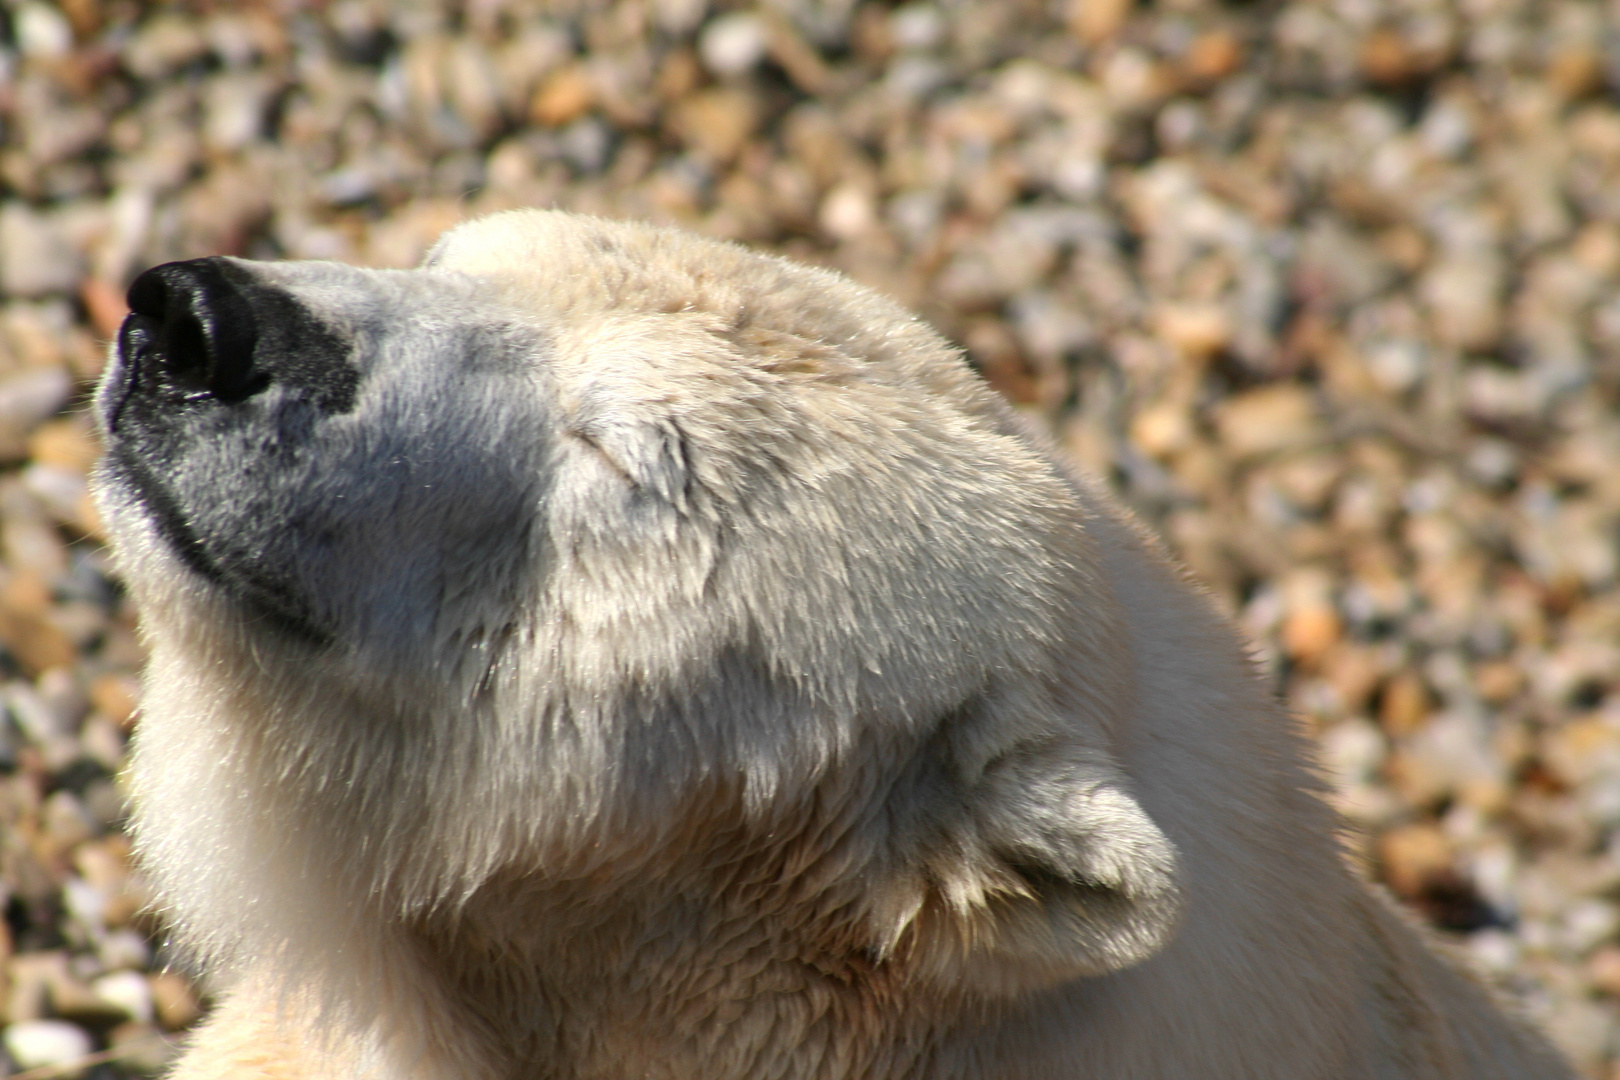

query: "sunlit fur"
left=94, top=211, right=1572, bottom=1079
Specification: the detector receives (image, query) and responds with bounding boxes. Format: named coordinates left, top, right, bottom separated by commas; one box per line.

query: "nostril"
left=124, top=258, right=267, bottom=403
left=165, top=311, right=210, bottom=387
left=125, top=261, right=176, bottom=320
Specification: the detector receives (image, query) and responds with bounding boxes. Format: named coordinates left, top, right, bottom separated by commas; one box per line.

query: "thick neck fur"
left=131, top=588, right=1113, bottom=1080
left=400, top=785, right=979, bottom=1080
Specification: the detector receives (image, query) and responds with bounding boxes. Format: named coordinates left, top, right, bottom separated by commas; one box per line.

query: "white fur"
left=94, top=211, right=1573, bottom=1079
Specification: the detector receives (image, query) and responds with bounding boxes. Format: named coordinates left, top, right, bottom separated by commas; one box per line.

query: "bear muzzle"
left=102, top=256, right=358, bottom=441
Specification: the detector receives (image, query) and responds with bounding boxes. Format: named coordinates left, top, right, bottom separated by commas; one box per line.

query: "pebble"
left=0, top=206, right=84, bottom=300
left=7, top=953, right=68, bottom=1024
left=121, top=14, right=210, bottom=79
left=91, top=970, right=155, bottom=1024
left=87, top=674, right=140, bottom=731
left=14, top=3, right=73, bottom=60
left=699, top=12, right=769, bottom=79
left=1543, top=716, right=1620, bottom=791
left=203, top=72, right=276, bottom=154
left=1377, top=822, right=1456, bottom=903
left=1468, top=928, right=1522, bottom=978
left=0, top=367, right=73, bottom=460
left=147, top=972, right=201, bottom=1031
left=1212, top=385, right=1321, bottom=459
left=105, top=1024, right=177, bottom=1073
left=530, top=65, right=594, bottom=128
left=3, top=1019, right=93, bottom=1072
left=1586, top=945, right=1620, bottom=996
left=668, top=87, right=759, bottom=163
left=819, top=183, right=877, bottom=243
left=1319, top=718, right=1387, bottom=789
left=97, top=930, right=150, bottom=974
left=1378, top=672, right=1433, bottom=738
left=1156, top=303, right=1231, bottom=358
left=1560, top=899, right=1620, bottom=956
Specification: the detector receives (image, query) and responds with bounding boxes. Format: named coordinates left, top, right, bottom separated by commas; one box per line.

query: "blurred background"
left=0, top=0, right=1617, bottom=1074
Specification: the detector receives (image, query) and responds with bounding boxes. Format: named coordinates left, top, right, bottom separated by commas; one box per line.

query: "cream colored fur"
left=93, top=211, right=1574, bottom=1079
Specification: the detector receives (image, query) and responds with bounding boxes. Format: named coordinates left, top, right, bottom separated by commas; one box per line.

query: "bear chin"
left=93, top=210, right=1574, bottom=1080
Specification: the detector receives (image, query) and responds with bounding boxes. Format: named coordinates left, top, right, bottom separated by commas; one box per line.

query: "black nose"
left=123, top=258, right=268, bottom=403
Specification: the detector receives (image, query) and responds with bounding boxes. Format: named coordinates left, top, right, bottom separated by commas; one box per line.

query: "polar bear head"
left=94, top=211, right=1180, bottom=1005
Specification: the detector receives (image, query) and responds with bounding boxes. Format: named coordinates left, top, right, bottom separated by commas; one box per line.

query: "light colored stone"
left=1130, top=400, right=1193, bottom=459
left=1586, top=945, right=1620, bottom=996
left=98, top=930, right=152, bottom=972
left=122, top=13, right=209, bottom=78
left=819, top=183, right=877, bottom=242
left=92, top=970, right=155, bottom=1024
left=699, top=12, right=768, bottom=78
left=0, top=205, right=83, bottom=299
left=1319, top=717, right=1388, bottom=790
left=3, top=1019, right=93, bottom=1072
left=204, top=72, right=275, bottom=153
left=14, top=3, right=73, bottom=58
left=1421, top=256, right=1503, bottom=350
left=1282, top=605, right=1340, bottom=667
left=890, top=5, right=945, bottom=51
left=1391, top=710, right=1507, bottom=810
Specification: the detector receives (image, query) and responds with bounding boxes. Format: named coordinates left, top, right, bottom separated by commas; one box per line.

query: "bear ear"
left=877, top=741, right=1184, bottom=996
left=568, top=410, right=692, bottom=513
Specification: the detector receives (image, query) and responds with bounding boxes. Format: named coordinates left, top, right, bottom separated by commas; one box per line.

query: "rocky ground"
left=0, top=0, right=1617, bottom=1075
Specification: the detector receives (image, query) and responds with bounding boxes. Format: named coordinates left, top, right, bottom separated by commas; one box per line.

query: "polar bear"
left=93, top=210, right=1572, bottom=1079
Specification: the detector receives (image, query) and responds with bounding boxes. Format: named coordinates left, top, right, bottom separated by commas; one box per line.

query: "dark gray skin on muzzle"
left=95, top=257, right=550, bottom=660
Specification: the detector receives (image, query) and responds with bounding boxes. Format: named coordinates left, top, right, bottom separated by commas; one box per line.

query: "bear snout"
left=103, top=256, right=359, bottom=445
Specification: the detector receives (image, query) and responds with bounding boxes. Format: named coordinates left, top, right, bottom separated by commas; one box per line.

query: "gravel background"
left=0, top=0, right=1617, bottom=1075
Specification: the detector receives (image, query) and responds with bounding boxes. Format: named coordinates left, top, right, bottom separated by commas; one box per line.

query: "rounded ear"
left=570, top=410, right=692, bottom=512
left=875, top=742, right=1184, bottom=996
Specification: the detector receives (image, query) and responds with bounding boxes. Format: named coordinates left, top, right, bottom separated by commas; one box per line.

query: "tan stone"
left=89, top=673, right=140, bottom=730
left=1476, top=661, right=1526, bottom=706
left=1587, top=946, right=1620, bottom=997
left=1213, top=385, right=1321, bottom=459
left=26, top=417, right=98, bottom=475
left=148, top=972, right=202, bottom=1032
left=1282, top=605, right=1340, bottom=668
left=1181, top=31, right=1242, bottom=86
left=1379, top=673, right=1432, bottom=738
left=79, top=277, right=128, bottom=342
left=1548, top=48, right=1602, bottom=101
left=0, top=573, right=75, bottom=674
left=668, top=87, right=760, bottom=164
left=1067, top=0, right=1132, bottom=45
left=1131, top=400, right=1193, bottom=459
left=1543, top=716, right=1620, bottom=790
left=530, top=64, right=594, bottom=127
left=1377, top=822, right=1455, bottom=902
left=1323, top=644, right=1385, bottom=715
left=1156, top=303, right=1230, bottom=359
